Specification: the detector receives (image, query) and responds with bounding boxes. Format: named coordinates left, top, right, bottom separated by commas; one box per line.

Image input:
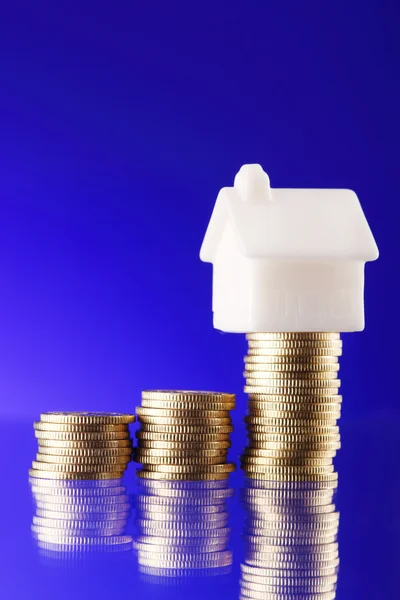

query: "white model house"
left=200, top=164, right=379, bottom=333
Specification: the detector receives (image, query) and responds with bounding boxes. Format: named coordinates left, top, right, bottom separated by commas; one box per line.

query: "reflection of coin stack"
left=30, top=412, right=135, bottom=480
left=241, top=334, right=341, bottom=481
left=134, top=479, right=233, bottom=579
left=134, top=391, right=235, bottom=481
left=240, top=480, right=339, bottom=600
left=30, top=478, right=133, bottom=557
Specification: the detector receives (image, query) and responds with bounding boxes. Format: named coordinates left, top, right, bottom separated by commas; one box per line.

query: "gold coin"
left=136, top=432, right=231, bottom=442
left=143, top=463, right=235, bottom=474
left=134, top=453, right=226, bottom=466
left=40, top=412, right=136, bottom=425
left=133, top=447, right=228, bottom=458
left=245, top=417, right=338, bottom=427
left=29, top=468, right=124, bottom=480
left=35, top=453, right=131, bottom=465
left=246, top=333, right=340, bottom=341
left=34, top=430, right=131, bottom=441
left=142, top=391, right=235, bottom=403
left=246, top=427, right=339, bottom=436
left=37, top=446, right=132, bottom=457
left=244, top=361, right=340, bottom=373
left=137, top=440, right=231, bottom=450
left=244, top=370, right=339, bottom=381
left=137, top=407, right=231, bottom=419
left=245, top=416, right=338, bottom=428
left=138, top=417, right=232, bottom=427
left=240, top=456, right=333, bottom=467
left=31, top=460, right=129, bottom=473
left=245, top=378, right=341, bottom=389
left=141, top=399, right=235, bottom=410
left=244, top=354, right=339, bottom=364
left=136, top=470, right=231, bottom=481
left=37, top=438, right=132, bottom=448
left=248, top=393, right=341, bottom=402
left=34, top=422, right=129, bottom=432
left=247, top=432, right=340, bottom=441
left=247, top=408, right=341, bottom=419
left=247, top=438, right=340, bottom=452
left=247, top=347, right=342, bottom=357
left=138, top=423, right=233, bottom=434
left=245, top=386, right=340, bottom=396
left=246, top=409, right=340, bottom=420
left=247, top=339, right=342, bottom=348
left=243, top=448, right=336, bottom=459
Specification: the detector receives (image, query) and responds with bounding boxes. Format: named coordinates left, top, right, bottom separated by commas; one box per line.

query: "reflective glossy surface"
left=1, top=419, right=397, bottom=599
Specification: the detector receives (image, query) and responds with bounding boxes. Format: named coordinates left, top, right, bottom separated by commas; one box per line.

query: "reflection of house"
left=200, top=164, right=379, bottom=332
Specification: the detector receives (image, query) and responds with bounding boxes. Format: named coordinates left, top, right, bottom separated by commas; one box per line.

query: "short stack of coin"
left=30, top=412, right=135, bottom=480
left=134, top=391, right=236, bottom=481
left=30, top=478, right=132, bottom=557
left=241, top=333, right=342, bottom=482
left=134, top=479, right=233, bottom=578
left=240, top=479, right=339, bottom=600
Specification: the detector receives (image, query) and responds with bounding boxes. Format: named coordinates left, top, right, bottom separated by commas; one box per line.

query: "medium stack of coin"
left=134, top=479, right=233, bottom=578
left=134, top=391, right=235, bottom=481
left=240, top=479, right=339, bottom=600
left=241, top=333, right=342, bottom=481
left=30, top=478, right=133, bottom=558
left=30, top=412, right=135, bottom=480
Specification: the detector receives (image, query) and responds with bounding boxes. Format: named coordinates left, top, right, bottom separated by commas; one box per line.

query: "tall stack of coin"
left=240, top=480, right=339, bottom=600
left=241, top=333, right=341, bottom=481
left=134, top=479, right=233, bottom=578
left=134, top=391, right=235, bottom=481
left=30, top=412, right=135, bottom=480
left=30, top=478, right=132, bottom=557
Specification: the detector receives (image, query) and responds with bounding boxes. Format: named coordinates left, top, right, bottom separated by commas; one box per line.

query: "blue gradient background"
left=0, top=1, right=395, bottom=422
left=0, top=2, right=399, bottom=599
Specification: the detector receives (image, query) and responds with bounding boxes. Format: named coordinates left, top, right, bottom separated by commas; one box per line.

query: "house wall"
left=212, top=223, right=252, bottom=331
left=248, top=260, right=365, bottom=332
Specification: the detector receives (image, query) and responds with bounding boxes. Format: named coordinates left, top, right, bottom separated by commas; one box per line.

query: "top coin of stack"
left=30, top=412, right=135, bottom=480
left=241, top=333, right=342, bottom=482
left=134, top=391, right=236, bottom=481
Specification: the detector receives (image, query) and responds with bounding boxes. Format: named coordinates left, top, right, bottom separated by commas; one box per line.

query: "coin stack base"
left=241, top=333, right=342, bottom=482
left=134, top=391, right=235, bottom=481
left=30, top=412, right=135, bottom=480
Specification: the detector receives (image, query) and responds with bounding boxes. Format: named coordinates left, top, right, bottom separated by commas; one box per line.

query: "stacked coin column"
left=241, top=334, right=341, bottom=482
left=239, top=480, right=339, bottom=599
left=30, top=413, right=135, bottom=481
left=134, top=391, right=235, bottom=481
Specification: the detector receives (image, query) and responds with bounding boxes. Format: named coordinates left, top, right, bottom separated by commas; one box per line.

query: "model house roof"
left=200, top=164, right=379, bottom=262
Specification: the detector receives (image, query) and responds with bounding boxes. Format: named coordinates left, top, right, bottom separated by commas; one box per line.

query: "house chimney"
left=234, top=164, right=273, bottom=204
